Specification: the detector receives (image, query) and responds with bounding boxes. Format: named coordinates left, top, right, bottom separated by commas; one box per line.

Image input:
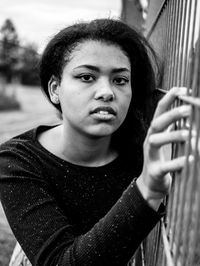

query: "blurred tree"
left=0, top=19, right=20, bottom=110
left=0, top=18, right=20, bottom=82
left=20, top=43, right=40, bottom=86
left=0, top=19, right=40, bottom=87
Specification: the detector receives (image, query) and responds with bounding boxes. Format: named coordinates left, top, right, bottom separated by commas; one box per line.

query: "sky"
left=0, top=0, right=121, bottom=53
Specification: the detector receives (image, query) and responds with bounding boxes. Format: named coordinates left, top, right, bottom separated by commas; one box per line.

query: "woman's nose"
left=94, top=81, right=115, bottom=102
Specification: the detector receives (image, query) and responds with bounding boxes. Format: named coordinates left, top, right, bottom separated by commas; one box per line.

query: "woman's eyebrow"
left=74, top=65, right=130, bottom=73
left=74, top=65, right=99, bottom=71
left=112, top=68, right=130, bottom=73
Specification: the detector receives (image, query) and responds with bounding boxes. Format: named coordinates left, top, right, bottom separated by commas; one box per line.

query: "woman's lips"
left=90, top=106, right=117, bottom=121
left=90, top=106, right=116, bottom=115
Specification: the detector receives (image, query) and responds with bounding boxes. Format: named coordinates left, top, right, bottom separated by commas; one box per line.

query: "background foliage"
left=0, top=18, right=40, bottom=86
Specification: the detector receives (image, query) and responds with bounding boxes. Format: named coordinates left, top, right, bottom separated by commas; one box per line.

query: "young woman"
left=0, top=19, right=191, bottom=266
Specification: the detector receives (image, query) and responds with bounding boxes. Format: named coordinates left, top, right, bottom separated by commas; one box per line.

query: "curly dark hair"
left=39, top=18, right=159, bottom=172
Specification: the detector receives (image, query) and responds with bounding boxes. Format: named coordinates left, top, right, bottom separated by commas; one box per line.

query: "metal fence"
left=137, top=0, right=200, bottom=265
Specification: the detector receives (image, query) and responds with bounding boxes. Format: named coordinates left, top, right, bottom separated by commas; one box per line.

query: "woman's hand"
left=136, top=87, right=193, bottom=210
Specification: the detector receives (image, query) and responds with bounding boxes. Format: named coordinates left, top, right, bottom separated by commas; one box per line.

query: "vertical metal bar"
left=170, top=0, right=183, bottom=87
left=180, top=0, right=192, bottom=85
left=181, top=17, right=200, bottom=265
left=186, top=107, right=200, bottom=266
left=173, top=0, right=192, bottom=261
left=183, top=0, right=196, bottom=85
left=174, top=2, right=199, bottom=265
left=165, top=0, right=178, bottom=90
left=176, top=0, right=189, bottom=86
left=166, top=0, right=181, bottom=234
left=161, top=221, right=174, bottom=266
left=168, top=0, right=180, bottom=88
left=162, top=0, right=173, bottom=90
left=185, top=0, right=197, bottom=93
left=168, top=0, right=185, bottom=253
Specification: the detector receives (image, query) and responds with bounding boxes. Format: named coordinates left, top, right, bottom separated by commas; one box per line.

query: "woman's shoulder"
left=0, top=125, right=62, bottom=185
left=0, top=125, right=56, bottom=172
left=0, top=124, right=58, bottom=151
left=0, top=125, right=41, bottom=166
left=0, top=127, right=36, bottom=153
left=0, top=124, right=67, bottom=180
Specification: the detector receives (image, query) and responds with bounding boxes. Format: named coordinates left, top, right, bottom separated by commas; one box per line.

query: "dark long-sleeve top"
left=0, top=125, right=163, bottom=266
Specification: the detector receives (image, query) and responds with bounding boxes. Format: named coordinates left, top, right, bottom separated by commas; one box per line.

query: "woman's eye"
left=113, top=77, right=129, bottom=85
left=79, top=74, right=95, bottom=82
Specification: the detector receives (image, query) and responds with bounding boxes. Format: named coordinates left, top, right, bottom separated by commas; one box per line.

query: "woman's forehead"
left=65, top=40, right=131, bottom=71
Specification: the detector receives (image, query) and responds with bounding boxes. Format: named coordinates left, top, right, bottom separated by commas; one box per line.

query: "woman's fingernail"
left=176, top=87, right=188, bottom=96
left=181, top=130, right=189, bottom=138
left=179, top=105, right=191, bottom=115
left=188, top=154, right=194, bottom=162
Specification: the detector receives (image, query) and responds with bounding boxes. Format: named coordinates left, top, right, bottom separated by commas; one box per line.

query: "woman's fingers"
left=138, top=87, right=193, bottom=202
left=153, top=87, right=188, bottom=119
left=148, top=130, right=190, bottom=148
left=149, top=156, right=193, bottom=178
left=149, top=105, right=191, bottom=134
left=158, top=155, right=194, bottom=175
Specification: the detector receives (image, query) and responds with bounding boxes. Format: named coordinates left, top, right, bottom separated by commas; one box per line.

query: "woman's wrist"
left=136, top=177, right=162, bottom=211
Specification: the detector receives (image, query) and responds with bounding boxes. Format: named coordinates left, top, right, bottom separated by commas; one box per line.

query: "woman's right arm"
left=0, top=141, right=161, bottom=266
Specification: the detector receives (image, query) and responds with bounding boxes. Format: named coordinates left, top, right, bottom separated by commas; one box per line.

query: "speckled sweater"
left=0, top=125, right=163, bottom=266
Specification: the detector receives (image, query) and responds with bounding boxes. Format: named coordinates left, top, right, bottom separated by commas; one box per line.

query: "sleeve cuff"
left=132, top=179, right=166, bottom=218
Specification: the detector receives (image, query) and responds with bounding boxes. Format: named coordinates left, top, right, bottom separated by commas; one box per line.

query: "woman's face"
left=50, top=40, right=132, bottom=139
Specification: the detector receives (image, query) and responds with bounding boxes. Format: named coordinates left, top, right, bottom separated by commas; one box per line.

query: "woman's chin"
left=86, top=124, right=117, bottom=139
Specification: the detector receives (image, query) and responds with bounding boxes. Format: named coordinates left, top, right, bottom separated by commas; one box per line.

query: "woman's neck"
left=62, top=125, right=118, bottom=167
left=39, top=124, right=118, bottom=167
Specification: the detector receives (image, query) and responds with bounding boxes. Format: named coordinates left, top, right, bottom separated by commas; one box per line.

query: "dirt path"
left=0, top=85, right=59, bottom=143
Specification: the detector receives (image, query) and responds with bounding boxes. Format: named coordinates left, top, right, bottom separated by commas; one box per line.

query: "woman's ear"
left=48, top=75, right=60, bottom=104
